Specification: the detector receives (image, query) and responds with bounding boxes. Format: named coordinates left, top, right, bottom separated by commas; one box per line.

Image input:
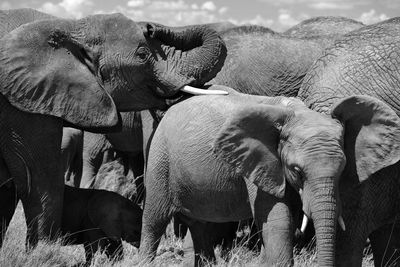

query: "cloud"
left=218, top=7, right=228, bottom=15
left=0, top=1, right=12, bottom=9
left=39, top=0, right=93, bottom=18
left=258, top=0, right=364, bottom=10
left=201, top=1, right=217, bottom=11
left=107, top=0, right=230, bottom=26
left=358, top=9, right=389, bottom=24
left=309, top=2, right=355, bottom=10
left=278, top=9, right=301, bottom=27
left=127, top=0, right=149, bottom=8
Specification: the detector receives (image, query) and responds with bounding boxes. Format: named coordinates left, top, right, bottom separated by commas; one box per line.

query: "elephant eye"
left=136, top=47, right=150, bottom=63
left=293, top=166, right=304, bottom=181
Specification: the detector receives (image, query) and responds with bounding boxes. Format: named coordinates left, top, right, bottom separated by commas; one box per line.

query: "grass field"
left=0, top=203, right=376, bottom=267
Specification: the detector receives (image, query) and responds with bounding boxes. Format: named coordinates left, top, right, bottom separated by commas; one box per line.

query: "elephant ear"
left=213, top=104, right=290, bottom=198
left=0, top=20, right=118, bottom=129
left=88, top=191, right=123, bottom=240
left=332, top=95, right=400, bottom=183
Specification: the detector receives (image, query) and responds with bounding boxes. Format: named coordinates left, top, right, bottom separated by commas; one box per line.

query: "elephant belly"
left=172, top=164, right=253, bottom=222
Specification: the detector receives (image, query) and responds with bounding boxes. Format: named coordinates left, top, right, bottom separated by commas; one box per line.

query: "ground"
left=0, top=203, right=375, bottom=267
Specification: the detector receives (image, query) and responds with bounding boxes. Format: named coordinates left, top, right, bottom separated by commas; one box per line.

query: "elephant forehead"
left=82, top=15, right=144, bottom=45
left=285, top=111, right=343, bottom=140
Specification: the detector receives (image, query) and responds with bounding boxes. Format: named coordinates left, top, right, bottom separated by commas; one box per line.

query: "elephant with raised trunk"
left=298, top=17, right=400, bottom=266
left=0, top=8, right=227, bottom=247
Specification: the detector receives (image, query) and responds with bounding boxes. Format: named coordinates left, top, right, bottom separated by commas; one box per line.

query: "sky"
left=0, top=0, right=398, bottom=31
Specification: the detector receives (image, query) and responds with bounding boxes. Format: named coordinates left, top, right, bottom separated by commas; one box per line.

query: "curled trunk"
left=147, top=24, right=227, bottom=95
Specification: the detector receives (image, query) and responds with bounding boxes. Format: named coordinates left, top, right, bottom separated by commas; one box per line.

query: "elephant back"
left=299, top=17, right=400, bottom=116
left=0, top=8, right=56, bottom=38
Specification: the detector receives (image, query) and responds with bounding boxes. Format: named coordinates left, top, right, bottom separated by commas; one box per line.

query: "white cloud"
left=309, top=2, right=354, bottom=10
left=127, top=0, right=149, bottom=8
left=107, top=0, right=231, bottom=26
left=0, top=1, right=12, bottom=9
left=201, top=1, right=217, bottom=11
left=278, top=9, right=300, bottom=27
left=218, top=7, right=228, bottom=15
left=358, top=9, right=389, bottom=24
left=38, top=0, right=232, bottom=26
left=147, top=0, right=189, bottom=11
left=40, top=0, right=93, bottom=18
left=258, top=0, right=365, bottom=10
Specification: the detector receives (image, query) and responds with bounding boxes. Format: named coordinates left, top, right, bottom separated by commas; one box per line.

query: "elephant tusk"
left=338, top=215, right=346, bottom=231
left=181, top=85, right=229, bottom=95
left=300, top=214, right=309, bottom=233
left=299, top=188, right=303, bottom=196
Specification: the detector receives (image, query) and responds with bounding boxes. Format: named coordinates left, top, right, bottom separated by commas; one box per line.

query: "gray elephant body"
left=62, top=185, right=142, bottom=263
left=0, top=8, right=226, bottom=246
left=298, top=17, right=400, bottom=266
left=209, top=17, right=364, bottom=97
left=141, top=87, right=352, bottom=266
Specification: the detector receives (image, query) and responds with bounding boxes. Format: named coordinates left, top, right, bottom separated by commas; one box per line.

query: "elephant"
left=140, top=85, right=398, bottom=266
left=61, top=127, right=84, bottom=187
left=208, top=17, right=364, bottom=98
left=61, top=185, right=142, bottom=263
left=0, top=8, right=227, bottom=247
left=283, top=16, right=364, bottom=39
left=298, top=17, right=400, bottom=266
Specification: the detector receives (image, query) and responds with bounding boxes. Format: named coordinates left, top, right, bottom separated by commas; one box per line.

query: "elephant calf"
left=61, top=185, right=142, bottom=263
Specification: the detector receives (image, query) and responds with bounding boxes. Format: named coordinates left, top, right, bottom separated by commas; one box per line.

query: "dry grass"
left=0, top=204, right=376, bottom=266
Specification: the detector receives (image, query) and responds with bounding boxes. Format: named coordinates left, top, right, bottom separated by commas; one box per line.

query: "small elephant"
left=62, top=185, right=142, bottom=263
left=141, top=87, right=348, bottom=266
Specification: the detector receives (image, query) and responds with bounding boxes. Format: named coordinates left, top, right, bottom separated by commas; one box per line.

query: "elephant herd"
left=0, top=7, right=399, bottom=267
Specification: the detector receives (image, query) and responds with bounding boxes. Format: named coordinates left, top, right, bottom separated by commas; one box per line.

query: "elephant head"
left=88, top=190, right=143, bottom=248
left=0, top=13, right=227, bottom=130
left=213, top=94, right=400, bottom=265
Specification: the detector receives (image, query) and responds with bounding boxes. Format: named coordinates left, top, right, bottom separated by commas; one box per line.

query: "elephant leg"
left=0, top=181, right=18, bottom=247
left=70, top=147, right=83, bottom=188
left=254, top=189, right=293, bottom=266
left=139, top=137, right=173, bottom=261
left=173, top=214, right=189, bottom=239
left=188, top=221, right=216, bottom=266
left=80, top=133, right=111, bottom=188
left=1, top=113, right=64, bottom=248
left=130, top=153, right=145, bottom=204
left=369, top=221, right=400, bottom=267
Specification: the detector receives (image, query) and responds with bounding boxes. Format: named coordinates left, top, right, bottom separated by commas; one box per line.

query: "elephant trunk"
left=147, top=24, right=227, bottom=95
left=306, top=177, right=337, bottom=267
